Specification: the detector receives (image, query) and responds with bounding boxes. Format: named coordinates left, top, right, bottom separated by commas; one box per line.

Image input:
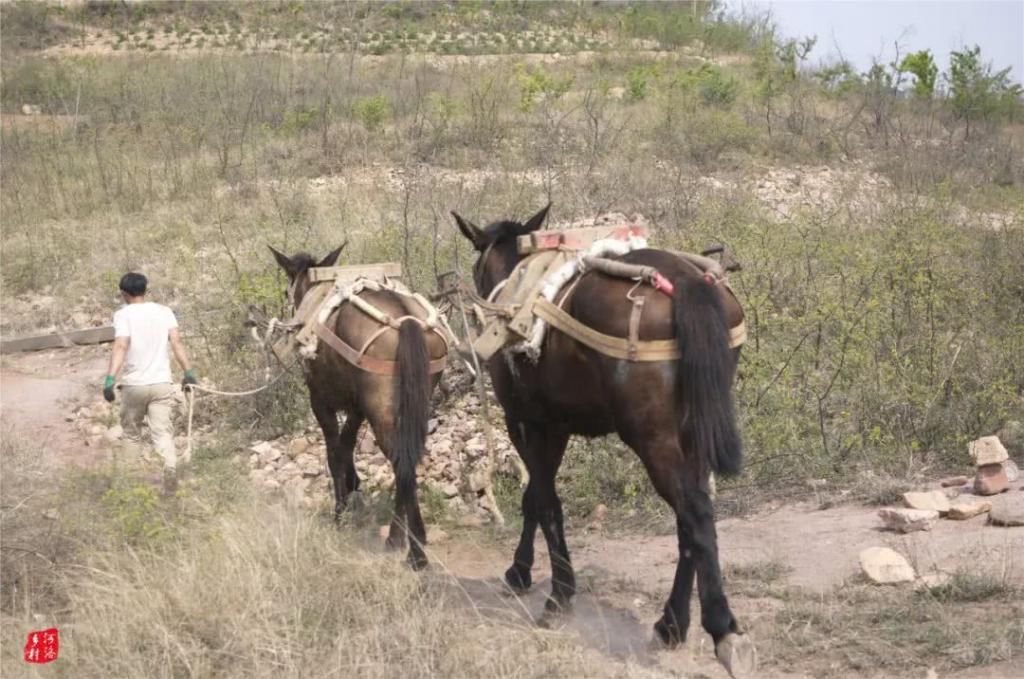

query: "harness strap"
left=533, top=297, right=746, bottom=361
left=312, top=322, right=447, bottom=376
left=628, top=296, right=645, bottom=361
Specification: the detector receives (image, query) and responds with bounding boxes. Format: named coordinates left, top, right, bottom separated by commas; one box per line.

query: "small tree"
left=947, top=45, right=1024, bottom=138
left=899, top=49, right=938, bottom=98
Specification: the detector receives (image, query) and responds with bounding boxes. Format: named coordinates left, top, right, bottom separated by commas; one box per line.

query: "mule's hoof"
left=504, top=565, right=532, bottom=593
left=384, top=536, right=404, bottom=552
left=652, top=616, right=685, bottom=649
left=543, top=595, right=573, bottom=614
left=715, top=633, right=757, bottom=679
left=408, top=553, right=429, bottom=571
left=536, top=601, right=571, bottom=630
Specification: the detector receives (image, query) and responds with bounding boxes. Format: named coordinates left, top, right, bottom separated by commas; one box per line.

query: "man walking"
left=104, top=272, right=197, bottom=493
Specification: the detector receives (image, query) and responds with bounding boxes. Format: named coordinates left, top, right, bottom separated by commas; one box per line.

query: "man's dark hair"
left=119, top=272, right=147, bottom=297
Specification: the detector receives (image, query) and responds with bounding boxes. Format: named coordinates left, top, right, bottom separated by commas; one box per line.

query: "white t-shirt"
left=113, top=302, right=179, bottom=386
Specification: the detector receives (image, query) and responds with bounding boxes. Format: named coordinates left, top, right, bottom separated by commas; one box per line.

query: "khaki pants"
left=119, top=383, right=178, bottom=471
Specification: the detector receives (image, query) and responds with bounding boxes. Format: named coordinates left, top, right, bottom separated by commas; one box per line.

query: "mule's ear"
left=268, top=245, right=297, bottom=278
left=452, top=211, right=488, bottom=251
left=317, top=241, right=346, bottom=268
left=519, top=202, right=551, bottom=234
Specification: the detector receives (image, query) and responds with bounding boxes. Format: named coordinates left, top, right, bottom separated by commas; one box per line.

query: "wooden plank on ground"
left=308, top=262, right=402, bottom=283
left=0, top=326, right=115, bottom=354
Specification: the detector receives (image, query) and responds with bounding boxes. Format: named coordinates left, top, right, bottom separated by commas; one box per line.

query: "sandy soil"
left=0, top=344, right=110, bottom=469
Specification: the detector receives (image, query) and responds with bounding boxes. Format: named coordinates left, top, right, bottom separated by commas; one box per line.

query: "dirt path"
left=0, top=344, right=115, bottom=470
left=424, top=500, right=1023, bottom=678
left=2, top=344, right=1022, bottom=678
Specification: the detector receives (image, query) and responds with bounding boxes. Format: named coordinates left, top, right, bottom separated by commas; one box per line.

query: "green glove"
left=182, top=369, right=198, bottom=390
left=103, top=375, right=116, bottom=403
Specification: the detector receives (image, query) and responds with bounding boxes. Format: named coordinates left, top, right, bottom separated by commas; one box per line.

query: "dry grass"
left=1, top=437, right=667, bottom=679
left=768, top=580, right=1023, bottom=674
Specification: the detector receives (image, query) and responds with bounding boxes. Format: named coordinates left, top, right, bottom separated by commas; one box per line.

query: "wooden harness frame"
left=273, top=264, right=451, bottom=377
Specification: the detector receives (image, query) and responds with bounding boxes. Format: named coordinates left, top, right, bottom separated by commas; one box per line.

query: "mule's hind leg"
left=629, top=438, right=698, bottom=646
left=686, top=483, right=741, bottom=641
left=367, top=414, right=428, bottom=569
left=404, top=484, right=429, bottom=571
left=684, top=480, right=755, bottom=677
left=637, top=442, right=741, bottom=653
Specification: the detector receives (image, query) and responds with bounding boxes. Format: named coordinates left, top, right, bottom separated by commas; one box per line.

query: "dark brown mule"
left=451, top=206, right=754, bottom=673
left=270, top=246, right=446, bottom=570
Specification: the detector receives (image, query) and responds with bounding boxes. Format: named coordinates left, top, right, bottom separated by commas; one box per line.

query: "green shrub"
left=281, top=105, right=319, bottom=134
left=514, top=63, right=573, bottom=111
left=101, top=480, right=169, bottom=543
left=625, top=63, right=658, bottom=101
left=352, top=94, right=391, bottom=131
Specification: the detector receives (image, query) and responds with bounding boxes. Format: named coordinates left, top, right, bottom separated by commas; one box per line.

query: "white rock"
left=968, top=436, right=1008, bottom=466
left=859, top=547, right=916, bottom=584
left=903, top=490, right=951, bottom=514
left=989, top=499, right=1024, bottom=527
left=296, top=453, right=321, bottom=477
left=263, top=478, right=281, bottom=492
left=284, top=476, right=309, bottom=502
left=103, top=425, right=123, bottom=442
left=279, top=461, right=300, bottom=477
left=250, top=441, right=274, bottom=456
left=288, top=438, right=311, bottom=459
left=359, top=434, right=377, bottom=454
left=468, top=468, right=490, bottom=493
left=248, top=454, right=260, bottom=469
left=1004, top=459, right=1020, bottom=483
left=478, top=492, right=498, bottom=515
left=437, top=482, right=459, bottom=498
left=947, top=499, right=992, bottom=520
left=259, top=446, right=283, bottom=467
left=457, top=513, right=484, bottom=528
left=878, top=508, right=938, bottom=533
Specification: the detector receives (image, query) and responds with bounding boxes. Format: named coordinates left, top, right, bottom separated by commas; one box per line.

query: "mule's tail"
left=673, top=274, right=743, bottom=477
left=394, top=319, right=430, bottom=503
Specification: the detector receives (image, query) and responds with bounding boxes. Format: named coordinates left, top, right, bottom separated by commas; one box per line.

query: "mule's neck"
left=476, top=238, right=525, bottom=300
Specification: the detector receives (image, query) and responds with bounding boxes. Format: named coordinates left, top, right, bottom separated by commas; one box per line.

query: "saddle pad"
left=471, top=250, right=564, bottom=360
left=272, top=281, right=333, bottom=363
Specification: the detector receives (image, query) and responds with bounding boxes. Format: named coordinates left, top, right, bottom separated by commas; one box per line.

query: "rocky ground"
left=237, top=362, right=522, bottom=521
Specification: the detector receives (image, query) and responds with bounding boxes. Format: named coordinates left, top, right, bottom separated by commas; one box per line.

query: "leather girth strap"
left=312, top=322, right=447, bottom=376
left=533, top=297, right=746, bottom=361
left=627, top=295, right=645, bottom=361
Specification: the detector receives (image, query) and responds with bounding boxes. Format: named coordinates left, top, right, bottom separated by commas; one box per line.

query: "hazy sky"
left=729, top=1, right=1024, bottom=84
